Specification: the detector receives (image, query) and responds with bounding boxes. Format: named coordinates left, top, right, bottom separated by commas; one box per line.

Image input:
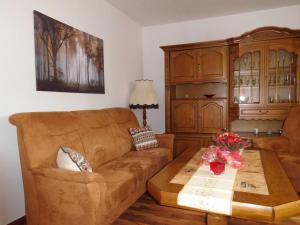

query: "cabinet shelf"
left=234, top=86, right=259, bottom=88
left=268, top=85, right=295, bottom=88
left=234, top=73, right=260, bottom=76
left=174, top=97, right=227, bottom=100
left=234, top=70, right=260, bottom=72
left=268, top=66, right=296, bottom=70
left=269, top=101, right=296, bottom=104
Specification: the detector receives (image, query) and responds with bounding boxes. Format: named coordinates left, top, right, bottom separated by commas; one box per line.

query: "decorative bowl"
left=204, top=94, right=215, bottom=98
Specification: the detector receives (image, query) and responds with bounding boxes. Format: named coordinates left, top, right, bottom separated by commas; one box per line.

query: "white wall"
left=142, top=4, right=300, bottom=133
left=0, top=0, right=142, bottom=224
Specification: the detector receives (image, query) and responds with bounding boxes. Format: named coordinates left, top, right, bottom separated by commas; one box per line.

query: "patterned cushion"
left=56, top=146, right=92, bottom=172
left=129, top=126, right=158, bottom=151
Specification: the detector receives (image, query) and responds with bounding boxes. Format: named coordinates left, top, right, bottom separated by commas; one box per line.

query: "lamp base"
left=129, top=104, right=159, bottom=127
left=143, top=108, right=147, bottom=127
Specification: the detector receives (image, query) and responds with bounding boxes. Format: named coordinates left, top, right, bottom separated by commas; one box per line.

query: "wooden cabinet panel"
left=239, top=107, right=289, bottom=120
left=198, top=136, right=213, bottom=148
left=198, top=100, right=227, bottom=133
left=197, top=46, right=228, bottom=81
left=170, top=50, right=197, bottom=82
left=165, top=85, right=171, bottom=132
left=171, top=100, right=198, bottom=132
left=174, top=139, right=199, bottom=157
left=174, top=136, right=213, bottom=158
left=172, top=99, right=227, bottom=133
left=164, top=52, right=171, bottom=84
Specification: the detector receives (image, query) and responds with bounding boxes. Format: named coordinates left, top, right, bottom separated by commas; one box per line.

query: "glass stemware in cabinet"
left=233, top=51, right=261, bottom=104
left=268, top=49, right=297, bottom=104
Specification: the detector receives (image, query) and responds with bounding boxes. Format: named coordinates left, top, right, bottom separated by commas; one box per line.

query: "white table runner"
left=177, top=163, right=238, bottom=215
left=173, top=149, right=269, bottom=215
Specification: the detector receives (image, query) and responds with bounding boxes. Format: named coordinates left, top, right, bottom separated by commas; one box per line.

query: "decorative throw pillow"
left=56, top=146, right=92, bottom=172
left=129, top=126, right=158, bottom=151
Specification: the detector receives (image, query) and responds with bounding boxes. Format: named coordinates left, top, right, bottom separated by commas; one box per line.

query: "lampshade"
left=129, top=80, right=158, bottom=109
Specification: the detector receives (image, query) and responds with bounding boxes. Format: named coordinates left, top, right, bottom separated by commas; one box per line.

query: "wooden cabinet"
left=197, top=46, right=228, bottom=81
left=169, top=46, right=228, bottom=83
left=170, top=50, right=197, bottom=82
left=171, top=100, right=198, bottom=132
left=198, top=100, right=227, bottom=133
left=228, top=30, right=300, bottom=120
left=163, top=27, right=300, bottom=157
left=171, top=99, right=227, bottom=134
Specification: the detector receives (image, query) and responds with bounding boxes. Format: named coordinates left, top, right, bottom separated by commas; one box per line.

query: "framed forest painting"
left=34, top=11, right=105, bottom=93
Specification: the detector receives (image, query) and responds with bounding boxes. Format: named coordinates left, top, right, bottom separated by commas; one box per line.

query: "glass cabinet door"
left=268, top=49, right=297, bottom=104
left=233, top=51, right=261, bottom=104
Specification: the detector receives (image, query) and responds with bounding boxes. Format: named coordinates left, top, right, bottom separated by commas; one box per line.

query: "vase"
left=209, top=161, right=225, bottom=175
left=228, top=150, right=243, bottom=169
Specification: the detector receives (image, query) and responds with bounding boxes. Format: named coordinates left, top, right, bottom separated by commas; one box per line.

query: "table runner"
left=171, top=149, right=269, bottom=215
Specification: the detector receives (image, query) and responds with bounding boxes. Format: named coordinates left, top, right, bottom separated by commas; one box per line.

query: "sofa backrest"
left=73, top=108, right=139, bottom=169
left=9, top=108, right=139, bottom=170
left=283, top=106, right=300, bottom=154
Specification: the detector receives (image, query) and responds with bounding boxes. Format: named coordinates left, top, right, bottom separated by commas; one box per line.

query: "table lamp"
left=129, top=80, right=159, bottom=127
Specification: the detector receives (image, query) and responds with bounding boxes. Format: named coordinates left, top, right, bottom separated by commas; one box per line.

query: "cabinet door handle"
left=198, top=64, right=201, bottom=72
left=259, top=110, right=268, bottom=114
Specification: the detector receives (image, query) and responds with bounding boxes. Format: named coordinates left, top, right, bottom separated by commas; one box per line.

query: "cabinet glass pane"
left=268, top=49, right=297, bottom=104
left=233, top=51, right=260, bottom=104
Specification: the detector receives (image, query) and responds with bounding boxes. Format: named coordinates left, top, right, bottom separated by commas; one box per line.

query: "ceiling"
left=106, top=0, right=300, bottom=26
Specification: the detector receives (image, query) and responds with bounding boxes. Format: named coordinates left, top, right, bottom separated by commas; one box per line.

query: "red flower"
left=214, top=132, right=249, bottom=152
left=206, top=132, right=250, bottom=169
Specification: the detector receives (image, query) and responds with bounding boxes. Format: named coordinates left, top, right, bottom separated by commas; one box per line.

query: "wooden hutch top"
left=161, top=26, right=300, bottom=51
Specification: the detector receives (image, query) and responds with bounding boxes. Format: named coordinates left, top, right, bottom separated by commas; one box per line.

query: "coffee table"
left=147, top=147, right=300, bottom=225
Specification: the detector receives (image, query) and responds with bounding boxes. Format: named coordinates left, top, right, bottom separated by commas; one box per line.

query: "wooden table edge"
left=147, top=147, right=300, bottom=223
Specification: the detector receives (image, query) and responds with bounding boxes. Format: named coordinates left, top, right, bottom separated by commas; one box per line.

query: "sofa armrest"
left=31, top=168, right=107, bottom=224
left=155, top=133, right=175, bottom=160
left=31, top=168, right=106, bottom=184
left=252, top=136, right=290, bottom=153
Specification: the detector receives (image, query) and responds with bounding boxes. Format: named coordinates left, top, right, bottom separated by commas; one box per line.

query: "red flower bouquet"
left=202, top=133, right=249, bottom=172
left=214, top=132, right=248, bottom=152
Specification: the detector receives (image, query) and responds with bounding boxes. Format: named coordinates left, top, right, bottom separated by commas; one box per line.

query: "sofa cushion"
left=278, top=153, right=300, bottom=191
left=96, top=147, right=170, bottom=186
left=94, top=148, right=170, bottom=223
left=72, top=109, right=139, bottom=169
left=56, top=146, right=92, bottom=172
left=105, top=108, right=140, bottom=153
left=129, top=126, right=158, bottom=151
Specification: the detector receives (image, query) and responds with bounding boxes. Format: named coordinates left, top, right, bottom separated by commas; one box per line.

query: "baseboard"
left=6, top=216, right=26, bottom=225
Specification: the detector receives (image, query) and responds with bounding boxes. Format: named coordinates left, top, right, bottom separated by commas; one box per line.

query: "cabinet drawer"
left=239, top=108, right=289, bottom=119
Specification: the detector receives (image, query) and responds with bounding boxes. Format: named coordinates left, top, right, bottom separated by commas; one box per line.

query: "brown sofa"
left=253, top=106, right=300, bottom=192
left=9, top=108, right=174, bottom=225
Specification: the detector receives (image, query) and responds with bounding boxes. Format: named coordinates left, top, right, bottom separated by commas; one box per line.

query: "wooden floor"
left=113, top=194, right=206, bottom=225
left=22, top=194, right=300, bottom=225
left=112, top=194, right=300, bottom=225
